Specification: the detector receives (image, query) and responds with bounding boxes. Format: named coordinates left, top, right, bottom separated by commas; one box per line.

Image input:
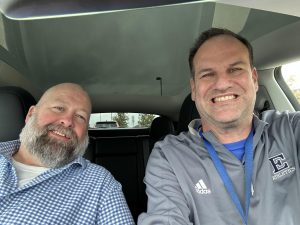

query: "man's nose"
left=214, top=73, right=232, bottom=90
left=59, top=114, right=74, bottom=128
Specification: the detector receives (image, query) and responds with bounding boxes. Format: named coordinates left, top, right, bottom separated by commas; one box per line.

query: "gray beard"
left=19, top=114, right=89, bottom=168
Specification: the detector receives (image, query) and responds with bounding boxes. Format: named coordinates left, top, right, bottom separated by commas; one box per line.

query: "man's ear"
left=25, top=106, right=36, bottom=123
left=252, top=67, right=259, bottom=92
left=190, top=78, right=196, bottom=101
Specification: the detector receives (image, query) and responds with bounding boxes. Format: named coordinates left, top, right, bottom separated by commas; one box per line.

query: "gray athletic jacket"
left=138, top=110, right=300, bottom=225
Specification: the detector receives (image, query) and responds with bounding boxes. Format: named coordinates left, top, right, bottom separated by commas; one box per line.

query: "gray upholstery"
left=254, top=86, right=274, bottom=116
left=149, top=116, right=175, bottom=151
left=177, top=94, right=199, bottom=133
left=0, top=86, right=36, bottom=142
left=150, top=116, right=175, bottom=141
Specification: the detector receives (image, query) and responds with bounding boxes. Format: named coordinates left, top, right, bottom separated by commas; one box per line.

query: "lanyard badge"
left=200, top=129, right=254, bottom=225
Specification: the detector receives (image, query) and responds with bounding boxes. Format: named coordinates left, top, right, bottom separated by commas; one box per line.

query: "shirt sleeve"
left=138, top=143, right=193, bottom=225
left=97, top=175, right=135, bottom=225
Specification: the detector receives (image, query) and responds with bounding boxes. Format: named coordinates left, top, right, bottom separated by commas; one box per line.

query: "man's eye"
left=76, top=114, right=86, bottom=122
left=200, top=73, right=213, bottom=79
left=229, top=67, right=242, bottom=73
left=53, top=106, right=64, bottom=111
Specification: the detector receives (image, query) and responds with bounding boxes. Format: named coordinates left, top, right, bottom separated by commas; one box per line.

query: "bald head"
left=38, top=83, right=92, bottom=115
left=25, top=82, right=92, bottom=132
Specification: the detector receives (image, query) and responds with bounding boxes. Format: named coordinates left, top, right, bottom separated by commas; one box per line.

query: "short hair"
left=188, top=27, right=254, bottom=77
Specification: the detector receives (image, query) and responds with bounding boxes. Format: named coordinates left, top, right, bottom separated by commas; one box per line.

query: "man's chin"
left=212, top=115, right=242, bottom=128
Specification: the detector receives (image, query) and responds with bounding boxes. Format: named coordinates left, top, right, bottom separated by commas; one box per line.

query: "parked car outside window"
left=95, top=121, right=119, bottom=128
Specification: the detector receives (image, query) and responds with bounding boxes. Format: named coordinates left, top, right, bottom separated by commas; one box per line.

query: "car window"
left=281, top=61, right=300, bottom=104
left=89, top=113, right=158, bottom=128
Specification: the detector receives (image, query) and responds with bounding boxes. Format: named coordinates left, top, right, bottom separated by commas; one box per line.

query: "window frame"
left=274, top=67, right=300, bottom=111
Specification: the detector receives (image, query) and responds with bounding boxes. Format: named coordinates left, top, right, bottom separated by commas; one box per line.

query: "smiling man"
left=0, top=83, right=134, bottom=224
left=138, top=28, right=300, bottom=225
left=190, top=32, right=258, bottom=144
left=14, top=83, right=91, bottom=169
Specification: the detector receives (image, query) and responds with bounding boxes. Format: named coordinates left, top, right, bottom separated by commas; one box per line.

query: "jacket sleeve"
left=289, top=112, right=300, bottom=165
left=261, top=110, right=300, bottom=165
left=138, top=142, right=193, bottom=225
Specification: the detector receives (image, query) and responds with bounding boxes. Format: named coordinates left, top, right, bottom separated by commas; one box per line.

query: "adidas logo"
left=195, top=179, right=211, bottom=194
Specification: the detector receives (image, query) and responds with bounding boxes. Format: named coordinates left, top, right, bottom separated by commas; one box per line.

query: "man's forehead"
left=39, top=92, right=90, bottom=112
left=38, top=84, right=91, bottom=111
left=55, top=97, right=90, bottom=112
left=194, top=37, right=249, bottom=65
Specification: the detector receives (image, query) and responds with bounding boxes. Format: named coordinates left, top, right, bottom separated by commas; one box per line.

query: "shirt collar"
left=188, top=119, right=202, bottom=136
left=187, top=113, right=268, bottom=137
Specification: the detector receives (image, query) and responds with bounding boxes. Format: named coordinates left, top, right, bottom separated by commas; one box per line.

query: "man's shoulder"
left=151, top=131, right=200, bottom=161
left=155, top=131, right=193, bottom=148
left=261, top=110, right=300, bottom=124
left=0, top=140, right=20, bottom=157
left=78, top=158, right=121, bottom=188
left=152, top=118, right=201, bottom=150
left=81, top=158, right=114, bottom=177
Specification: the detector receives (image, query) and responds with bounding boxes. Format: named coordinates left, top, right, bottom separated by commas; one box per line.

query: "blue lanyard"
left=200, top=129, right=253, bottom=225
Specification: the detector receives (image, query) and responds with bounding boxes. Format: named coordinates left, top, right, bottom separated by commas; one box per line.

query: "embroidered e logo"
left=269, top=153, right=289, bottom=173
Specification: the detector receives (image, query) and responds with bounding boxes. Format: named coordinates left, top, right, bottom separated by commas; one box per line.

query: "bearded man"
left=0, top=83, right=134, bottom=224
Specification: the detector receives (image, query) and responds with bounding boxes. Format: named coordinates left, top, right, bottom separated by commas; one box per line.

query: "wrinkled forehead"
left=39, top=85, right=92, bottom=114
left=194, top=35, right=250, bottom=65
left=198, top=35, right=250, bottom=58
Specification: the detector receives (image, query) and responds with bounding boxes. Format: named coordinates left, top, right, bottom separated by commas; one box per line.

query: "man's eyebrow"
left=52, top=99, right=89, bottom=115
left=52, top=98, right=66, bottom=104
left=195, top=60, right=247, bottom=75
left=229, top=61, right=246, bottom=67
left=77, top=109, right=89, bottom=117
left=195, top=68, right=214, bottom=75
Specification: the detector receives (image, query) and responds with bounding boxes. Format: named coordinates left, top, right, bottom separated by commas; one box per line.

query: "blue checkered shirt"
left=0, top=140, right=135, bottom=224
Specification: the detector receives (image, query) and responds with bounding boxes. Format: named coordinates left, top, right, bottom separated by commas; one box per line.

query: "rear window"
left=89, top=113, right=158, bottom=128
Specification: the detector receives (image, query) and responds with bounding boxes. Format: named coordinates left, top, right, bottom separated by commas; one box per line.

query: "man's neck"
left=13, top=144, right=44, bottom=167
left=202, top=122, right=252, bottom=144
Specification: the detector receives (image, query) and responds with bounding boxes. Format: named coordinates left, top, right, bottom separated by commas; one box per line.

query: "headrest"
left=255, top=86, right=274, bottom=115
left=177, top=93, right=199, bottom=133
left=0, top=86, right=36, bottom=142
left=149, top=116, right=175, bottom=141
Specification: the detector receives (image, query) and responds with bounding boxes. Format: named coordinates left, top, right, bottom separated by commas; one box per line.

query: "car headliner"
left=0, top=0, right=300, bottom=120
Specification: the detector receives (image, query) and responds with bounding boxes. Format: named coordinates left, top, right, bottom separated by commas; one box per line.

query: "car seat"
left=149, top=116, right=175, bottom=151
left=0, top=86, right=36, bottom=142
left=177, top=93, right=199, bottom=133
